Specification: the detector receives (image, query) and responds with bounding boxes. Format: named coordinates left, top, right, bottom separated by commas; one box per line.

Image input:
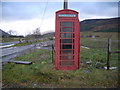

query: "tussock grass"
left=2, top=36, right=119, bottom=88
left=81, top=32, right=119, bottom=39
left=2, top=49, right=118, bottom=88
left=0, top=37, right=23, bottom=43
left=12, top=39, right=48, bottom=47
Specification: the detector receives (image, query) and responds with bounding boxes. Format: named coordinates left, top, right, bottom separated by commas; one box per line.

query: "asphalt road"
left=0, top=41, right=19, bottom=46
left=0, top=40, right=54, bottom=69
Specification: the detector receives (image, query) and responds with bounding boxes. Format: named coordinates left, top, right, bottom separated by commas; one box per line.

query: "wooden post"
left=52, top=44, right=54, bottom=64
left=107, top=38, right=111, bottom=70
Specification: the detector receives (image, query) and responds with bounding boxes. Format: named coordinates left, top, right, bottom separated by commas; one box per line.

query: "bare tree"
left=7, top=30, right=17, bottom=35
left=13, top=31, right=18, bottom=36
left=33, top=28, right=41, bottom=35
left=24, top=28, right=42, bottom=43
left=32, top=28, right=42, bottom=41
left=7, top=30, right=13, bottom=35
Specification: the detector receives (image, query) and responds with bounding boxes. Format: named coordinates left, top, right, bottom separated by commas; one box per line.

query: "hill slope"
left=80, top=17, right=119, bottom=32
left=0, top=29, right=10, bottom=37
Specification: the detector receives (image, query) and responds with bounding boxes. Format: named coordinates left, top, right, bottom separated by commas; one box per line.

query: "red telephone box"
left=55, top=9, right=80, bottom=70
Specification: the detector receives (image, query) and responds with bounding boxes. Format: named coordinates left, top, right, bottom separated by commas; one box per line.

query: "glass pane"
left=61, top=50, right=73, bottom=54
left=61, top=33, right=72, bottom=38
left=60, top=22, right=73, bottom=27
left=61, top=45, right=72, bottom=49
left=60, top=61, right=74, bottom=65
left=61, top=27, right=73, bottom=32
left=61, top=39, right=72, bottom=43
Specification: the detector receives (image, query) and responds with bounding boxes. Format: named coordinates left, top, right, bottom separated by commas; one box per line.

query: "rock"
left=83, top=70, right=91, bottom=73
left=104, top=67, right=117, bottom=70
left=95, top=62, right=104, bottom=69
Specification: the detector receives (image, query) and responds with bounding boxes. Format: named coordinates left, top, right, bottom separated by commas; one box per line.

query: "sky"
left=0, top=1, right=119, bottom=36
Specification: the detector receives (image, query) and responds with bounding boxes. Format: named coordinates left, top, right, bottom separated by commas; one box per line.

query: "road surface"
left=0, top=41, right=19, bottom=46
left=0, top=40, right=54, bottom=69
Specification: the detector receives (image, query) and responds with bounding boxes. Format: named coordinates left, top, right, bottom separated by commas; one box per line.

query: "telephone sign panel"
left=58, top=14, right=76, bottom=17
left=55, top=9, right=80, bottom=70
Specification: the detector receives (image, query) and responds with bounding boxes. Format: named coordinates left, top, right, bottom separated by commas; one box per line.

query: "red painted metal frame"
left=55, top=9, right=80, bottom=70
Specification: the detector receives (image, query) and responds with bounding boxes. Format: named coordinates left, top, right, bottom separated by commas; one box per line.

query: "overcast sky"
left=0, top=1, right=119, bottom=35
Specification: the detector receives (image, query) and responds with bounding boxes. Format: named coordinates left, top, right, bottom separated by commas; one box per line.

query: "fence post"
left=52, top=44, right=54, bottom=64
left=107, top=38, right=111, bottom=70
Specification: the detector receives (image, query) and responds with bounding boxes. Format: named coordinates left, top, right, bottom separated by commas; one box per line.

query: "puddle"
left=81, top=46, right=90, bottom=49
left=0, top=44, right=15, bottom=48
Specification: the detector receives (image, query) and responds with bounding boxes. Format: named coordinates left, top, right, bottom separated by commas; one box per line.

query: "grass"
left=0, top=37, right=49, bottom=47
left=2, top=49, right=118, bottom=88
left=80, top=32, right=119, bottom=51
left=2, top=32, right=119, bottom=88
left=2, top=48, right=119, bottom=88
left=0, top=37, right=23, bottom=43
left=80, top=32, right=119, bottom=39
left=11, top=39, right=49, bottom=47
